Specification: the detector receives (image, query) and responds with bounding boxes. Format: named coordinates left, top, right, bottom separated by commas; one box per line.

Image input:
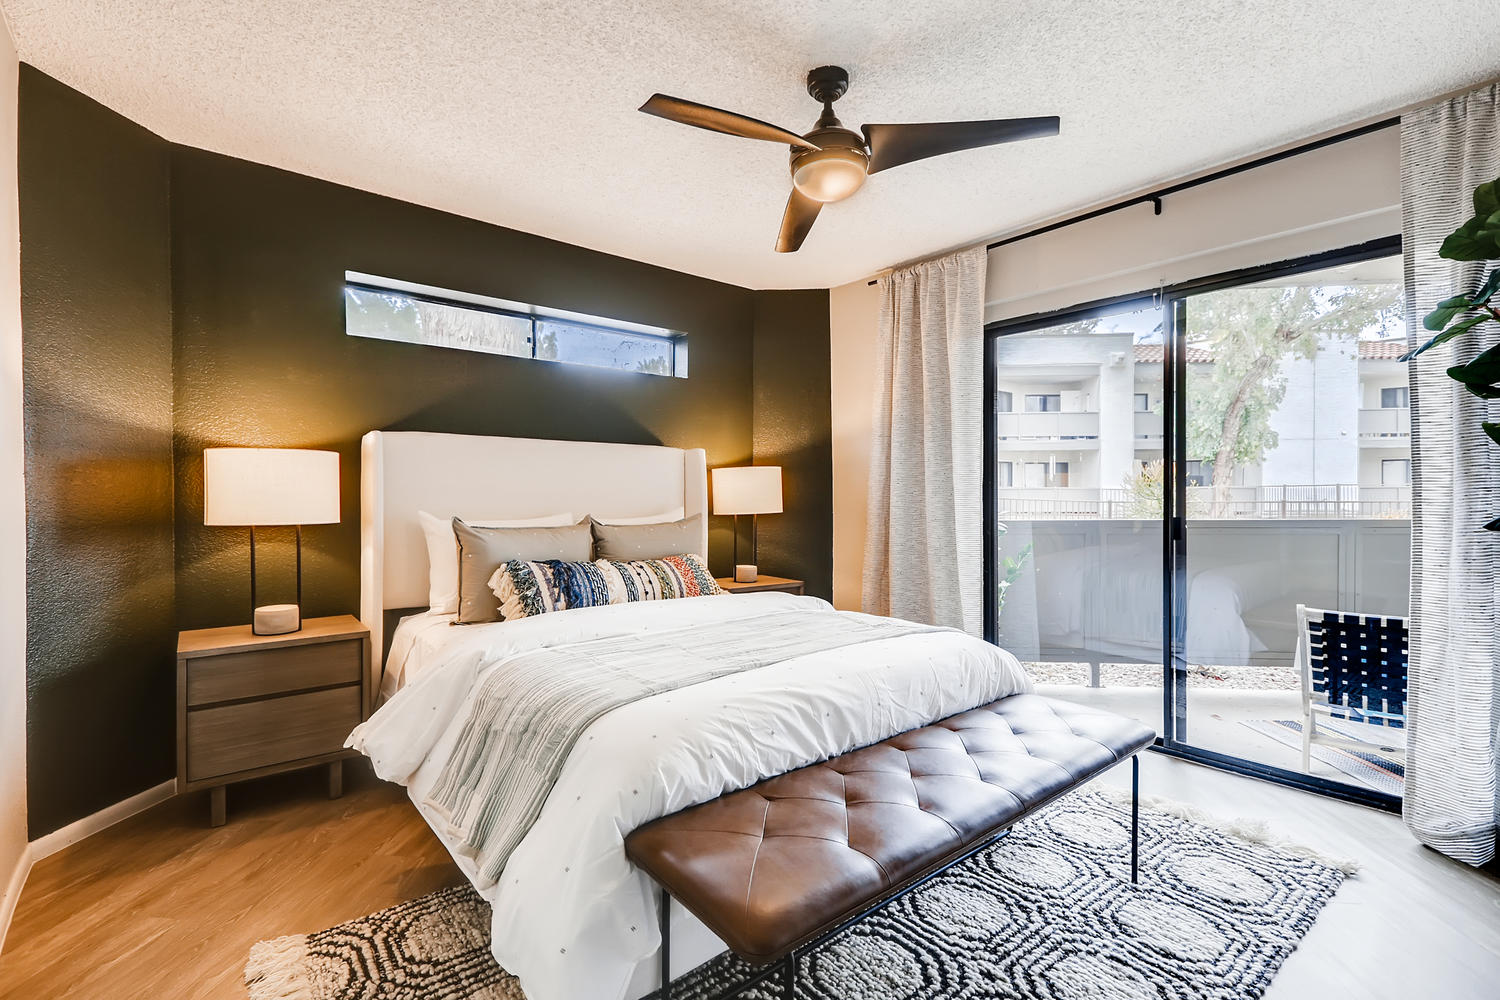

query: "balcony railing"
left=996, top=410, right=1100, bottom=442
left=996, top=484, right=1411, bottom=520
left=1358, top=407, right=1411, bottom=440
left=1134, top=411, right=1163, bottom=442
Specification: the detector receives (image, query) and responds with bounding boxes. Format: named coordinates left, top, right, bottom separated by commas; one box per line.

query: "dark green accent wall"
left=19, top=67, right=176, bottom=837
left=752, top=290, right=832, bottom=599
left=19, top=68, right=833, bottom=836
left=170, top=145, right=768, bottom=630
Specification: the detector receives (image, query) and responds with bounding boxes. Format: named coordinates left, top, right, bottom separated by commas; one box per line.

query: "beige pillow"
left=452, top=517, right=593, bottom=624
left=419, top=510, right=576, bottom=613
left=591, top=507, right=686, bottom=526
left=591, top=514, right=704, bottom=562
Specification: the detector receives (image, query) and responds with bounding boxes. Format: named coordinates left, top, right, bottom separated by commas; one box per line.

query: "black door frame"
left=984, top=235, right=1404, bottom=813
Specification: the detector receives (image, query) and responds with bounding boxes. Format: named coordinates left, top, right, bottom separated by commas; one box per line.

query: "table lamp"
left=712, top=465, right=782, bottom=583
left=204, top=448, right=340, bottom=635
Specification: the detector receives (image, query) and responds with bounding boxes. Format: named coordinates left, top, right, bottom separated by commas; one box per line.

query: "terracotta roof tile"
left=1131, top=340, right=1408, bottom=363
left=1132, top=344, right=1214, bottom=364
left=1358, top=339, right=1407, bottom=360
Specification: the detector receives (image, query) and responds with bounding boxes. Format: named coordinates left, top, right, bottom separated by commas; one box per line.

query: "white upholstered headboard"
left=360, top=430, right=708, bottom=684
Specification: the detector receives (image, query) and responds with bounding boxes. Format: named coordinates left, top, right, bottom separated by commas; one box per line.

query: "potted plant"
left=1402, top=172, right=1500, bottom=529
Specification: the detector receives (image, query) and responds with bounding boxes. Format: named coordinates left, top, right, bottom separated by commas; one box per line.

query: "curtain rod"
left=864, top=115, right=1401, bottom=286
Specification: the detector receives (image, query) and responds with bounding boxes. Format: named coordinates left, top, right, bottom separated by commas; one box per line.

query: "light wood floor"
left=0, top=761, right=463, bottom=1000
left=2, top=755, right=1498, bottom=1000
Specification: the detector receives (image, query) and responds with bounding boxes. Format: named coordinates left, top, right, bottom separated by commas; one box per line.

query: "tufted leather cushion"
left=625, top=694, right=1156, bottom=963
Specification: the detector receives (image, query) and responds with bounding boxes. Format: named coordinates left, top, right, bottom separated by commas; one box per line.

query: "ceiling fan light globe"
left=791, top=150, right=867, bottom=203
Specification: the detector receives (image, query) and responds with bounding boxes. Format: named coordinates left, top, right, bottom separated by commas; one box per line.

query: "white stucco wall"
left=1261, top=343, right=1359, bottom=486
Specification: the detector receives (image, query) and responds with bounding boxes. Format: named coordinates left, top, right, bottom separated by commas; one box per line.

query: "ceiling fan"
left=640, top=66, right=1059, bottom=253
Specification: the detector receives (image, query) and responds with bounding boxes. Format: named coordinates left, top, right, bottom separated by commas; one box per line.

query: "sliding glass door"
left=988, top=298, right=1166, bottom=738
left=989, top=240, right=1408, bottom=809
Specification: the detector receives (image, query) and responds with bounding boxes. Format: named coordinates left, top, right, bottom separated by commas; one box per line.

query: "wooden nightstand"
left=715, top=575, right=805, bottom=595
left=176, top=615, right=370, bottom=827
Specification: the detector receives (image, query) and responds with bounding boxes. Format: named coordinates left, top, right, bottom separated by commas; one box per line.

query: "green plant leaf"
left=1474, top=176, right=1500, bottom=218
left=1424, top=294, right=1473, bottom=330
left=1450, top=339, right=1500, bottom=381
left=1472, top=268, right=1500, bottom=308
left=1404, top=312, right=1493, bottom=360
left=1440, top=216, right=1500, bottom=261
left=1484, top=421, right=1500, bottom=446
left=1447, top=341, right=1500, bottom=402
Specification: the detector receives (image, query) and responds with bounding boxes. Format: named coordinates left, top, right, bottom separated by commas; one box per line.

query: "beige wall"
left=828, top=126, right=1402, bottom=615
left=0, top=16, right=28, bottom=947
left=828, top=278, right=881, bottom=611
left=985, top=127, right=1400, bottom=323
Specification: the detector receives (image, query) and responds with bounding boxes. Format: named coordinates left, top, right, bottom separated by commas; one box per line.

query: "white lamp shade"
left=712, top=466, right=783, bottom=515
left=204, top=448, right=340, bottom=526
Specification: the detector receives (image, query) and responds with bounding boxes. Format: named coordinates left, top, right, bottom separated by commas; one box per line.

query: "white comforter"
left=350, top=593, right=1031, bottom=1000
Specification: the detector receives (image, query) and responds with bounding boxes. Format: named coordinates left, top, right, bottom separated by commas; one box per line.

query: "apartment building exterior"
left=994, top=332, right=1411, bottom=517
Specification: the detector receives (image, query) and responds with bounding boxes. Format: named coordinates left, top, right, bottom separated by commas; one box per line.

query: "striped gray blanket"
left=422, top=609, right=940, bottom=886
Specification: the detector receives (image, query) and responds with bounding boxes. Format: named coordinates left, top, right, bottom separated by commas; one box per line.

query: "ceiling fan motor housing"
left=789, top=127, right=870, bottom=203
left=806, top=65, right=850, bottom=105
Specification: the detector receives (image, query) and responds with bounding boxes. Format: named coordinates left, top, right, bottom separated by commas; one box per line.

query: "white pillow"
left=590, top=508, right=686, bottom=526
left=418, top=509, right=576, bottom=613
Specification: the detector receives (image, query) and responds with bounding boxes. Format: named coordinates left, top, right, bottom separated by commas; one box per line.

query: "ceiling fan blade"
left=640, top=94, right=820, bottom=150
left=862, top=116, right=1059, bottom=174
left=775, top=188, right=822, bottom=253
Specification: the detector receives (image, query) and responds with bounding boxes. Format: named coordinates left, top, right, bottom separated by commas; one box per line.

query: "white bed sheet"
left=353, top=594, right=1032, bottom=1000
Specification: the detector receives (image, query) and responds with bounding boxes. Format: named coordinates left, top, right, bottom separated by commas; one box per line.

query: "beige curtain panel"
left=862, top=245, right=986, bottom=635
left=1401, top=81, right=1500, bottom=867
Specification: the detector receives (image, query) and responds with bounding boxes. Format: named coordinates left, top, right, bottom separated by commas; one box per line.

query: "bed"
left=348, top=430, right=1032, bottom=1000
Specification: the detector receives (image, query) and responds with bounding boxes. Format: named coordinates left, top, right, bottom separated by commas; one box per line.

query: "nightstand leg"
left=328, top=760, right=343, bottom=799
left=209, top=785, right=226, bottom=827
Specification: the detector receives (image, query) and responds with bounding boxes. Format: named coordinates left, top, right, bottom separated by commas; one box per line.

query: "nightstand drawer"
left=187, top=685, right=360, bottom=781
left=186, top=638, right=363, bottom=706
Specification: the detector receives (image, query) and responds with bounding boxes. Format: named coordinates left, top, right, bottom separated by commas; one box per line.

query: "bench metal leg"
left=1131, top=754, right=1139, bottom=884
left=660, top=888, right=672, bottom=1000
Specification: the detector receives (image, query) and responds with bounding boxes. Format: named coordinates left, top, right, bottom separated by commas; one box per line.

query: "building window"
left=1023, top=461, right=1069, bottom=487
left=1380, top=386, right=1409, bottom=408
left=1381, top=458, right=1411, bottom=486
left=1184, top=460, right=1212, bottom=486
left=996, top=461, right=1014, bottom=487
left=1134, top=393, right=1151, bottom=412
left=1025, top=393, right=1062, bottom=412
left=996, top=391, right=1013, bottom=413
left=343, top=271, right=687, bottom=377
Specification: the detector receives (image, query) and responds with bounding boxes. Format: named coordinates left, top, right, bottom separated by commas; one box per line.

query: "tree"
left=1184, top=283, right=1402, bottom=515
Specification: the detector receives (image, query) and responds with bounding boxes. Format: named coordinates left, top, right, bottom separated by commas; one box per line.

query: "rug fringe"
left=1093, top=786, right=1362, bottom=874
left=245, top=933, right=313, bottom=1000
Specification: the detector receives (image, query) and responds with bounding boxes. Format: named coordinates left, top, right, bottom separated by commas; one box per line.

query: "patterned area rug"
left=245, top=790, right=1354, bottom=1000
left=1241, top=718, right=1405, bottom=797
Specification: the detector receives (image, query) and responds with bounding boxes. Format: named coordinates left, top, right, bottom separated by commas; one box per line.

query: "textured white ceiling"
left=3, top=1, right=1496, bottom=289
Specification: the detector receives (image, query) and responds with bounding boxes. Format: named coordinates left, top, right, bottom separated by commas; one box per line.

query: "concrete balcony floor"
left=1033, top=675, right=1403, bottom=797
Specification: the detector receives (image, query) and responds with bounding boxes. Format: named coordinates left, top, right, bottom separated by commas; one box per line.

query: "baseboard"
left=0, top=842, right=32, bottom=955
left=0, top=778, right=178, bottom=956
left=27, top=778, right=177, bottom=864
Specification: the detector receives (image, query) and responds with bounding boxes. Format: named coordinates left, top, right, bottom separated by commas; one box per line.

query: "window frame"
left=1381, top=457, right=1412, bottom=486
left=344, top=277, right=687, bottom=378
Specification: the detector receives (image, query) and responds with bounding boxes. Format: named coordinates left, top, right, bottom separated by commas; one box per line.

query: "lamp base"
left=253, top=604, right=302, bottom=636
left=734, top=564, right=759, bottom=584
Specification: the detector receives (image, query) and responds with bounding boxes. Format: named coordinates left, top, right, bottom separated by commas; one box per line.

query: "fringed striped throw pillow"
left=489, top=554, right=722, bottom=621
left=596, top=554, right=722, bottom=603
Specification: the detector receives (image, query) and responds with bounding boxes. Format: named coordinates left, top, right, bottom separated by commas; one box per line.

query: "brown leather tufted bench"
left=625, top=693, right=1156, bottom=999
